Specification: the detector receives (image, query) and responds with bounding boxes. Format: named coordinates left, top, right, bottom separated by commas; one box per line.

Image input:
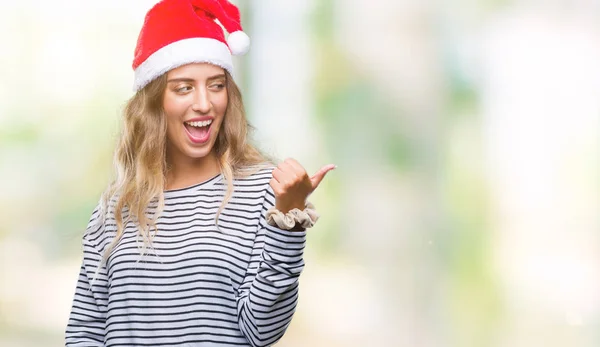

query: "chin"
left=185, top=148, right=213, bottom=159
left=185, top=141, right=217, bottom=157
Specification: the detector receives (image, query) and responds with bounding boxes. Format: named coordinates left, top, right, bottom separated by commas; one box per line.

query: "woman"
left=65, top=0, right=334, bottom=346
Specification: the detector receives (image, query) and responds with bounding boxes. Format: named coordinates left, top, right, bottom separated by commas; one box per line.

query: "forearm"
left=66, top=237, right=108, bottom=346
left=237, top=225, right=306, bottom=347
left=65, top=326, right=106, bottom=346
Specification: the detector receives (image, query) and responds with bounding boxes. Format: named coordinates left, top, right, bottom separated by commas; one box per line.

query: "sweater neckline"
left=163, top=173, right=223, bottom=198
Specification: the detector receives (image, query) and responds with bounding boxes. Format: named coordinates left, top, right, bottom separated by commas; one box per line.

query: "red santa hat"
left=131, top=0, right=250, bottom=91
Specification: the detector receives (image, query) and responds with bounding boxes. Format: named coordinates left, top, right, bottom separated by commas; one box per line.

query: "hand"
left=270, top=158, right=336, bottom=214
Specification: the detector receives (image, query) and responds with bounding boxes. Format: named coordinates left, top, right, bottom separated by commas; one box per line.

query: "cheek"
left=215, top=93, right=229, bottom=115
left=163, top=110, right=180, bottom=133
left=163, top=96, right=183, bottom=117
left=163, top=98, right=187, bottom=129
left=162, top=103, right=181, bottom=137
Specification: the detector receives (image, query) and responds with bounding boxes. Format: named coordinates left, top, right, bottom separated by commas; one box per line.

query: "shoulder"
left=83, top=199, right=103, bottom=235
left=234, top=163, right=276, bottom=186
left=82, top=194, right=117, bottom=250
left=234, top=163, right=277, bottom=202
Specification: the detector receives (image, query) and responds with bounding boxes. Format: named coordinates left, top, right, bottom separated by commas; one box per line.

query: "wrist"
left=290, top=223, right=306, bottom=231
left=275, top=201, right=306, bottom=214
left=266, top=201, right=319, bottom=230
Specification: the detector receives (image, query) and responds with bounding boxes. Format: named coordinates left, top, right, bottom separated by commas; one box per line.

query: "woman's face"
left=163, top=63, right=228, bottom=163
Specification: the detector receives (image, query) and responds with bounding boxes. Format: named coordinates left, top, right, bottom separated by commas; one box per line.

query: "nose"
left=191, top=88, right=212, bottom=114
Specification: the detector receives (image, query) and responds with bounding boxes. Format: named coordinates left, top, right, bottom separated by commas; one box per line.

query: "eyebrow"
left=167, top=74, right=226, bottom=84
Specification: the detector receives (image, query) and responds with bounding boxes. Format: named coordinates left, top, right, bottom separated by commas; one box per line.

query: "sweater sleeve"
left=236, top=185, right=307, bottom=347
left=65, top=205, right=109, bottom=346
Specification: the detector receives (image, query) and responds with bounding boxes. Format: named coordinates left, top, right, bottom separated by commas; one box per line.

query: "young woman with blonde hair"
left=65, top=0, right=334, bottom=346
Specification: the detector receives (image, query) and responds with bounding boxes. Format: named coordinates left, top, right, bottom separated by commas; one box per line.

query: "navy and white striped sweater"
left=65, top=167, right=306, bottom=346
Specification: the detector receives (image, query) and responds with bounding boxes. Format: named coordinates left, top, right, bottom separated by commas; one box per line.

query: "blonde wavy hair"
left=98, top=70, right=273, bottom=262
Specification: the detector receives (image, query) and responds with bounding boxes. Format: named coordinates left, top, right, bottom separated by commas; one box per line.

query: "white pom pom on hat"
left=132, top=0, right=251, bottom=92
left=227, top=30, right=250, bottom=56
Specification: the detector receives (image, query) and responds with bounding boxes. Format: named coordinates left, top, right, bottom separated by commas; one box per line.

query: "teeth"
left=186, top=120, right=213, bottom=127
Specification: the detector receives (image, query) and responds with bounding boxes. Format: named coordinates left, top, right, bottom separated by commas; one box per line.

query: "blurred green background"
left=1, top=0, right=599, bottom=346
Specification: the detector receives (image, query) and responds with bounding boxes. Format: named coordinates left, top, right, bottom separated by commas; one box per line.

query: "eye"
left=176, top=85, right=193, bottom=93
left=209, top=83, right=226, bottom=91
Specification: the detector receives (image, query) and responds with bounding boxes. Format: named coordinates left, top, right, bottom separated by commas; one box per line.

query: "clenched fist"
left=270, top=158, right=336, bottom=214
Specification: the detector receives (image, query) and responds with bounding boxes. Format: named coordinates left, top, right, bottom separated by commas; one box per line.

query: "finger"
left=310, top=164, right=336, bottom=189
left=271, top=167, right=284, bottom=184
left=278, top=161, right=297, bottom=183
left=284, top=158, right=307, bottom=177
left=269, top=177, right=283, bottom=195
left=273, top=163, right=294, bottom=186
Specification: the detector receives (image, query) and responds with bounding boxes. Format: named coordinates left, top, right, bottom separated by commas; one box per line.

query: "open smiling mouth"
left=183, top=119, right=213, bottom=144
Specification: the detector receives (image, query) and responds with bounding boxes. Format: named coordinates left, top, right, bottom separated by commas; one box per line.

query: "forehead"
left=167, top=62, right=225, bottom=79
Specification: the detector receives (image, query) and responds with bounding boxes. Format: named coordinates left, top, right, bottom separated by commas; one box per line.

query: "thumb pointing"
left=310, top=164, right=337, bottom=191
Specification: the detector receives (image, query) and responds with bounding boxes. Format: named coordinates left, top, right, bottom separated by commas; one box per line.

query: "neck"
left=165, top=150, right=221, bottom=191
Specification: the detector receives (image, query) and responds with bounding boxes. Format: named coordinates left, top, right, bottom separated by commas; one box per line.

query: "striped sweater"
left=65, top=167, right=306, bottom=346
